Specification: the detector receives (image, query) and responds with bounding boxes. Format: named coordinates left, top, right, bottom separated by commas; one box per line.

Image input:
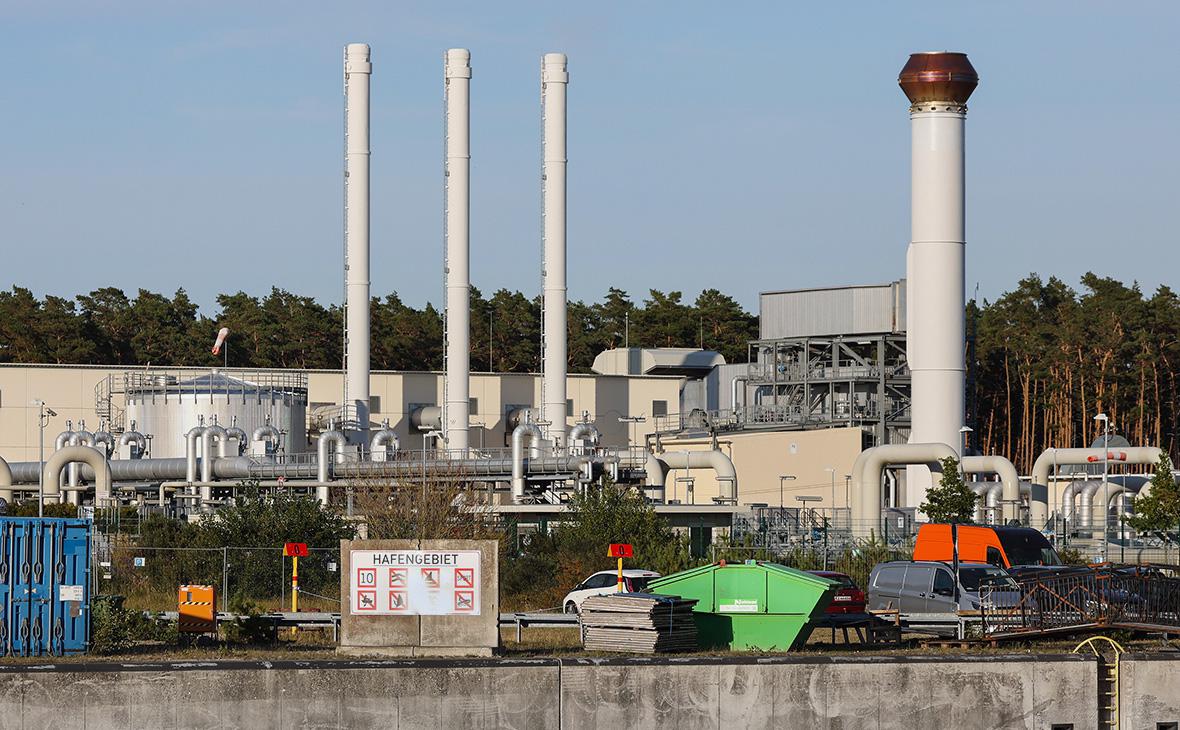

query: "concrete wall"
left=1121, top=654, right=1180, bottom=729
left=0, top=654, right=1097, bottom=730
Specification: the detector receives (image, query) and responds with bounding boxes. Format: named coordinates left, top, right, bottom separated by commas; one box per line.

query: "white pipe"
left=852, top=442, right=956, bottom=533
left=731, top=375, right=747, bottom=416
left=541, top=52, right=569, bottom=449
left=968, top=483, right=989, bottom=523
left=1031, top=447, right=1162, bottom=527
left=1061, top=481, right=1080, bottom=522
left=512, top=423, right=543, bottom=503
left=118, top=430, right=147, bottom=459
left=251, top=424, right=281, bottom=455
left=568, top=422, right=600, bottom=455
left=225, top=426, right=247, bottom=456
left=54, top=428, right=73, bottom=489
left=1078, top=481, right=1104, bottom=529
left=201, top=424, right=226, bottom=482
left=92, top=430, right=115, bottom=458
left=68, top=429, right=94, bottom=506
left=42, top=446, right=110, bottom=506
left=317, top=427, right=347, bottom=502
left=0, top=455, right=11, bottom=505
left=344, top=42, right=372, bottom=437
left=985, top=482, right=1002, bottom=524
left=443, top=48, right=471, bottom=455
left=900, top=54, right=976, bottom=505
left=185, top=427, right=204, bottom=483
left=961, top=455, right=1020, bottom=523
left=410, top=406, right=442, bottom=431
left=370, top=423, right=399, bottom=462
left=643, top=450, right=739, bottom=503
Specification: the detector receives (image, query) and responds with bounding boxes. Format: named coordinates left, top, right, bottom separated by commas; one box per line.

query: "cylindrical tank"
left=124, top=370, right=308, bottom=458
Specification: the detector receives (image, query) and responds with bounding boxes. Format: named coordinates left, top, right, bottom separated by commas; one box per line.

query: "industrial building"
left=0, top=46, right=1165, bottom=552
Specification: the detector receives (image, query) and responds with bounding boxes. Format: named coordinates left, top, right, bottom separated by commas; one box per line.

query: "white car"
left=562, top=569, right=662, bottom=614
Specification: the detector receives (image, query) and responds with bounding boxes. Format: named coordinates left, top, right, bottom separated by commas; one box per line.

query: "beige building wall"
left=654, top=427, right=864, bottom=509
left=0, top=364, right=681, bottom=463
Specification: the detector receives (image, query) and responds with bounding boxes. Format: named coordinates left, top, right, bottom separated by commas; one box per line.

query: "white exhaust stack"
left=541, top=52, right=568, bottom=449
left=899, top=52, right=978, bottom=503
left=443, top=49, right=472, bottom=455
left=344, top=43, right=372, bottom=437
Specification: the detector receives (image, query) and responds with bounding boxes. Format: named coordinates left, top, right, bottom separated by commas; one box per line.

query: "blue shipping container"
left=0, top=517, right=91, bottom=656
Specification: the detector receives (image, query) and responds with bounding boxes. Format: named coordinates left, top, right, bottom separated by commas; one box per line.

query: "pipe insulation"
left=443, top=48, right=471, bottom=455
left=42, top=446, right=110, bottom=505
left=511, top=423, right=543, bottom=502
left=899, top=53, right=978, bottom=505
left=344, top=42, right=372, bottom=437
left=851, top=443, right=956, bottom=532
left=540, top=52, right=568, bottom=448
left=1031, top=447, right=1162, bottom=528
left=643, top=450, right=739, bottom=504
left=961, top=455, right=1020, bottom=523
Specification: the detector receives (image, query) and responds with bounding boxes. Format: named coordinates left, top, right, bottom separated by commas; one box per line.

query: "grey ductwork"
left=512, top=423, right=544, bottom=503
left=643, top=450, right=738, bottom=504
left=370, top=422, right=399, bottom=462
left=410, top=406, right=442, bottom=432
left=119, top=430, right=147, bottom=459
left=961, top=455, right=1020, bottom=523
left=1031, top=447, right=1162, bottom=527
left=42, top=446, right=110, bottom=504
left=317, top=426, right=347, bottom=502
left=851, top=443, right=956, bottom=532
left=567, top=422, right=600, bottom=455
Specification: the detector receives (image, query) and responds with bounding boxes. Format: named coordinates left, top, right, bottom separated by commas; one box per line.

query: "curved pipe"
left=985, top=482, right=1003, bottom=524
left=567, top=422, right=600, bottom=455
left=54, top=429, right=73, bottom=489
left=1078, top=481, right=1104, bottom=528
left=251, top=424, right=281, bottom=454
left=225, top=426, right=248, bottom=457
left=511, top=424, right=544, bottom=502
left=851, top=443, right=956, bottom=532
left=92, top=431, right=115, bottom=458
left=68, top=430, right=95, bottom=505
left=0, top=455, right=12, bottom=504
left=731, top=375, right=747, bottom=416
left=370, top=424, right=400, bottom=462
left=42, top=446, right=110, bottom=505
left=185, top=427, right=204, bottom=484
left=119, top=430, right=147, bottom=459
left=202, top=425, right=227, bottom=482
left=644, top=450, right=739, bottom=504
left=317, top=428, right=347, bottom=503
left=1061, top=481, right=1079, bottom=523
left=961, top=455, right=1020, bottom=523
left=968, top=483, right=989, bottom=523
left=1031, top=447, right=1163, bottom=527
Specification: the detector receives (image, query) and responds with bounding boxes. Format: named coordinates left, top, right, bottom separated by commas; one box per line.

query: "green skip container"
left=649, top=560, right=838, bottom=651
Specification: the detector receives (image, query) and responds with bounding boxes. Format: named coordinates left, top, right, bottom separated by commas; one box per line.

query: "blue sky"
left=1, top=1, right=1176, bottom=313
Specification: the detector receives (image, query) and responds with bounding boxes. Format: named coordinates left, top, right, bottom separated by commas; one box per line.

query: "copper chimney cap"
left=898, top=52, right=978, bottom=104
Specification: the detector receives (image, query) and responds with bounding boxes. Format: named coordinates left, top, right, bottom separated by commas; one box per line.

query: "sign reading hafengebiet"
left=349, top=549, right=481, bottom=616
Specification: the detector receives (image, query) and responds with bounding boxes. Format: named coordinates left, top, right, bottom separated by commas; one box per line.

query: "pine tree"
left=920, top=457, right=979, bottom=524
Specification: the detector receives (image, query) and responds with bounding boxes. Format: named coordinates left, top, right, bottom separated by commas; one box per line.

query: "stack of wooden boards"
left=580, top=593, right=698, bottom=653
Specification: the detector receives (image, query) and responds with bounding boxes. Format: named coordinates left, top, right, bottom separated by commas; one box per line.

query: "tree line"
left=0, top=285, right=757, bottom=373
left=1, top=272, right=1177, bottom=467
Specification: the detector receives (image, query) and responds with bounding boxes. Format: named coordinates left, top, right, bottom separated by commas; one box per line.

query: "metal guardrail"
left=980, top=565, right=1180, bottom=638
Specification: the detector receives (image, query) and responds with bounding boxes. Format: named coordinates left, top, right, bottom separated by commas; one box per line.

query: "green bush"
left=90, top=595, right=172, bottom=654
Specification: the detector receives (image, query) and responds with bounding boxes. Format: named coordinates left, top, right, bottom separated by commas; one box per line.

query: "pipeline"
left=119, top=429, right=147, bottom=459
left=644, top=450, right=738, bottom=503
left=568, top=422, right=600, bottom=455
left=43, top=446, right=110, bottom=505
left=961, top=455, right=1020, bottom=523
left=851, top=443, right=956, bottom=532
left=370, top=422, right=399, bottom=462
left=225, top=418, right=248, bottom=457
left=1031, top=447, right=1162, bottom=527
left=512, top=423, right=543, bottom=502
left=317, top=426, right=347, bottom=502
left=251, top=423, right=281, bottom=455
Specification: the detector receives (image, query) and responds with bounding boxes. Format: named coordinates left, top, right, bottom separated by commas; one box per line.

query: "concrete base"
left=337, top=645, right=495, bottom=658
left=1121, top=654, right=1180, bottom=729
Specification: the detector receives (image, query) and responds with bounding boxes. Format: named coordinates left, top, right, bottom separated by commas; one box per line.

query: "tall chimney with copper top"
left=899, top=52, right=978, bottom=507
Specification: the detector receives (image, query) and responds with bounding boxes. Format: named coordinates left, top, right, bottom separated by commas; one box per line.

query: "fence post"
left=221, top=547, right=228, bottom=613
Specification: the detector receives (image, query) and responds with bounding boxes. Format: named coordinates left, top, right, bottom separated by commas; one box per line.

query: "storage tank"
left=123, top=370, right=308, bottom=457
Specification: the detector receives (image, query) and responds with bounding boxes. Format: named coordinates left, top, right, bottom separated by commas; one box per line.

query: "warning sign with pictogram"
left=356, top=590, right=377, bottom=611
left=349, top=550, right=482, bottom=616
left=455, top=567, right=474, bottom=589
left=454, top=591, right=474, bottom=612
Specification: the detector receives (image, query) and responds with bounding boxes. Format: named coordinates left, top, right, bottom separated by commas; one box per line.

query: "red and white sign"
left=349, top=550, right=481, bottom=616
left=608, top=543, right=633, bottom=558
